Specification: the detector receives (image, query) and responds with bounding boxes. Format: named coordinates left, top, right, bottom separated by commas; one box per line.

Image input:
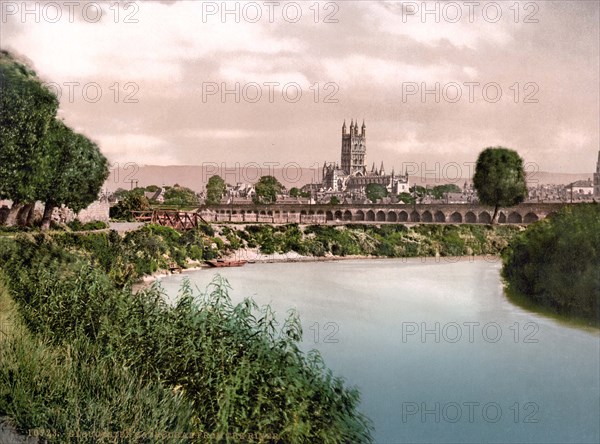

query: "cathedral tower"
left=341, top=119, right=366, bottom=176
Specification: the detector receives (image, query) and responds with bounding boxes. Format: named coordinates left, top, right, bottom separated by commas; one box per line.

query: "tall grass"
left=0, top=234, right=373, bottom=442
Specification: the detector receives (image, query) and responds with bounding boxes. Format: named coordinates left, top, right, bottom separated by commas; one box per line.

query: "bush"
left=0, top=235, right=374, bottom=442
left=502, top=204, right=600, bottom=323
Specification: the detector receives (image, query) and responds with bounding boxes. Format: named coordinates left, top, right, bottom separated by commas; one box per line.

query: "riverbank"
left=136, top=245, right=505, bottom=291
left=0, top=234, right=374, bottom=442
left=504, top=284, right=600, bottom=331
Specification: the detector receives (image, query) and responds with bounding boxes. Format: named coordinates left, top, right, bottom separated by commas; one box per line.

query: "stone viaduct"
left=199, top=203, right=568, bottom=225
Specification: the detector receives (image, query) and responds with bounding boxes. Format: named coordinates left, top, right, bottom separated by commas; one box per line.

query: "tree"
left=163, top=185, right=198, bottom=207
left=366, top=183, right=388, bottom=203
left=110, top=190, right=150, bottom=221
left=253, top=176, right=283, bottom=205
left=0, top=50, right=59, bottom=225
left=473, top=147, right=527, bottom=224
left=502, top=203, right=600, bottom=322
left=205, top=175, right=226, bottom=205
left=38, top=121, right=109, bottom=229
left=289, top=187, right=300, bottom=198
left=329, top=196, right=340, bottom=205
left=431, top=184, right=461, bottom=200
left=397, top=192, right=415, bottom=204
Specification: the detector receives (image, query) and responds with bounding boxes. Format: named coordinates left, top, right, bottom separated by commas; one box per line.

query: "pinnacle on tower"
left=380, top=161, right=385, bottom=176
left=342, top=120, right=347, bottom=135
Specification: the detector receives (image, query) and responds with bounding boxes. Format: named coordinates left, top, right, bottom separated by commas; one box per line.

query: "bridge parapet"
left=200, top=202, right=567, bottom=225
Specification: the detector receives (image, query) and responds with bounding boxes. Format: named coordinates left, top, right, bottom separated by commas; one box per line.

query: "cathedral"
left=319, top=120, right=409, bottom=195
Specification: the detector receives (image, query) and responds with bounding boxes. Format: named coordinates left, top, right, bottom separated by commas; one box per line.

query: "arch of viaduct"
left=200, top=203, right=567, bottom=225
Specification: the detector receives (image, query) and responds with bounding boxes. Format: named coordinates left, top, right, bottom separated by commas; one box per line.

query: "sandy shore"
left=132, top=249, right=502, bottom=292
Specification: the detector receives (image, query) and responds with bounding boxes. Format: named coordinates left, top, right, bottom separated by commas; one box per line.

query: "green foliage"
left=365, top=183, right=388, bottom=203
left=253, top=176, right=283, bottom=205
left=329, top=196, right=341, bottom=205
left=431, top=184, right=461, bottom=199
left=39, top=120, right=109, bottom=214
left=502, top=204, right=600, bottom=323
left=67, top=219, right=109, bottom=231
left=163, top=185, right=198, bottom=207
left=237, top=223, right=519, bottom=259
left=289, top=187, right=300, bottom=197
left=0, top=235, right=374, bottom=443
left=397, top=192, right=415, bottom=204
left=110, top=191, right=150, bottom=221
left=473, top=147, right=527, bottom=218
left=0, top=50, right=59, bottom=204
left=206, top=175, right=227, bottom=205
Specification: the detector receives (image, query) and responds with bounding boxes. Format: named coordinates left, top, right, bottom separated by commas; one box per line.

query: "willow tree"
left=473, top=147, right=527, bottom=224
left=38, top=120, right=109, bottom=230
left=0, top=50, right=58, bottom=225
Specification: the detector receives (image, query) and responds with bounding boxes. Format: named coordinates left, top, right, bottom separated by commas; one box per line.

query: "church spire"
left=380, top=161, right=385, bottom=176
left=342, top=120, right=347, bottom=135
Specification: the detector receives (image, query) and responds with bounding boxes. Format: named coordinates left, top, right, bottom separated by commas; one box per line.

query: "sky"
left=1, top=0, right=599, bottom=180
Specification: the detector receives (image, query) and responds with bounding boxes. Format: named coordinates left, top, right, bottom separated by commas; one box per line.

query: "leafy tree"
left=110, top=191, right=150, bottom=221
left=366, top=183, right=388, bottom=203
left=329, top=196, right=340, bottom=205
left=205, top=175, right=226, bottom=205
left=145, top=185, right=159, bottom=192
left=253, top=175, right=283, bottom=205
left=163, top=185, right=198, bottom=207
left=289, top=187, right=300, bottom=197
left=431, top=184, right=461, bottom=200
left=0, top=50, right=59, bottom=225
left=473, top=147, right=527, bottom=223
left=397, top=192, right=415, bottom=204
left=502, top=204, right=600, bottom=323
left=39, top=120, right=109, bottom=229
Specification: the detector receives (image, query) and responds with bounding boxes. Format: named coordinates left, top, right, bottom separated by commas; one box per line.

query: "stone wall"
left=0, top=200, right=109, bottom=226
left=75, top=200, right=110, bottom=223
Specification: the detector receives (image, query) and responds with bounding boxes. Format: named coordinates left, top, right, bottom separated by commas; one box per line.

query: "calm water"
left=157, top=258, right=600, bottom=444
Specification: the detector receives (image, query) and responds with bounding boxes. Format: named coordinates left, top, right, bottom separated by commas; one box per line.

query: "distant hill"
left=104, top=165, right=593, bottom=192
left=105, top=165, right=322, bottom=192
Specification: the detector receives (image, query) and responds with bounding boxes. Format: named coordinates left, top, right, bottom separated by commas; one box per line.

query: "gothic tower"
left=340, top=119, right=366, bottom=176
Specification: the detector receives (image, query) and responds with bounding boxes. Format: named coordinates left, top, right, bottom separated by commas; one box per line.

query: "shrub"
left=0, top=236, right=374, bottom=442
left=502, top=204, right=600, bottom=323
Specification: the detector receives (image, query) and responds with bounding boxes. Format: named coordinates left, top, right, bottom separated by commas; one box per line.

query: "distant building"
left=319, top=120, right=409, bottom=195
left=566, top=179, right=594, bottom=196
left=144, top=188, right=164, bottom=203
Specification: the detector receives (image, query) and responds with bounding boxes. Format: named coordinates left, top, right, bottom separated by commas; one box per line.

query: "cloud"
left=97, top=133, right=178, bottom=165
left=365, top=1, right=514, bottom=49
left=5, top=2, right=304, bottom=82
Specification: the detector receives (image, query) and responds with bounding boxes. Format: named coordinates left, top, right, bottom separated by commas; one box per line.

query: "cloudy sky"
left=2, top=0, right=599, bottom=178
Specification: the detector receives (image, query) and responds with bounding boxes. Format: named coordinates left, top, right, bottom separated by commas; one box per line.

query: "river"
left=156, top=258, right=600, bottom=444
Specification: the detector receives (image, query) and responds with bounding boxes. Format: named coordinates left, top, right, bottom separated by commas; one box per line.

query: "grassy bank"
left=0, top=232, right=373, bottom=443
left=218, top=223, right=522, bottom=259
left=0, top=222, right=525, bottom=442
